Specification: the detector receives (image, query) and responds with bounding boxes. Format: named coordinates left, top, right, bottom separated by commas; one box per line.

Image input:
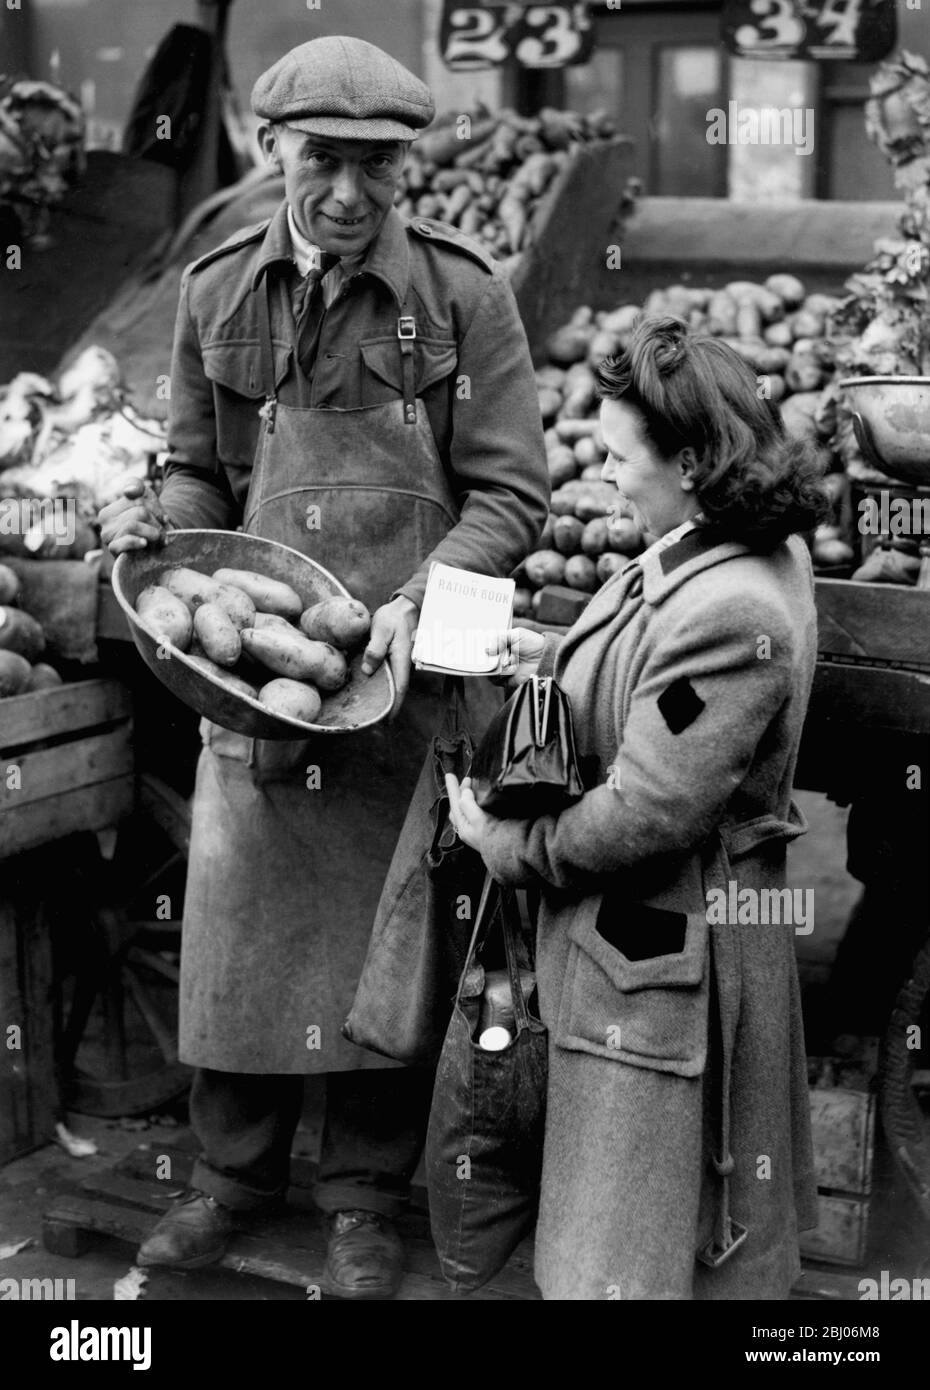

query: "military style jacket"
left=159, top=201, right=549, bottom=606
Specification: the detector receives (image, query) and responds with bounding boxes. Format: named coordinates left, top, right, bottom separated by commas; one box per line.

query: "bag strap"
left=501, top=891, right=532, bottom=1030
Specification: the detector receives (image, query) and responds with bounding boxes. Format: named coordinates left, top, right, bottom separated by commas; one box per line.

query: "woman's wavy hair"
left=596, top=315, right=829, bottom=548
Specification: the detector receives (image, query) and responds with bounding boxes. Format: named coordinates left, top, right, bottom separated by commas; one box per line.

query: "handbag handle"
left=457, top=873, right=532, bottom=1029
left=501, top=891, right=532, bottom=1031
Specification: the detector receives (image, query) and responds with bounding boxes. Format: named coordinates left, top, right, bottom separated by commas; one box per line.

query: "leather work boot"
left=321, top=1209, right=404, bottom=1300
left=136, top=1190, right=234, bottom=1270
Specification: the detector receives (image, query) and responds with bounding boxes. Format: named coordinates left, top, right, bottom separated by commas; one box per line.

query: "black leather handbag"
left=469, top=674, right=584, bottom=819
left=426, top=874, right=548, bottom=1293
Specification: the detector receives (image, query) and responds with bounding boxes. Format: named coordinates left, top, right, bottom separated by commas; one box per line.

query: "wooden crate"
left=800, top=1087, right=876, bottom=1268
left=0, top=858, right=56, bottom=1164
left=0, top=679, right=134, bottom=861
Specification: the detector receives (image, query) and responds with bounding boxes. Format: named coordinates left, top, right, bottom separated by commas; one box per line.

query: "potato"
left=545, top=326, right=590, bottom=366
left=194, top=602, right=242, bottom=667
left=186, top=652, right=258, bottom=697
left=252, top=611, right=294, bottom=631
left=596, top=553, right=626, bottom=584
left=599, top=305, right=640, bottom=335
left=707, top=291, right=738, bottom=337
left=535, top=365, right=566, bottom=391
left=606, top=516, right=642, bottom=554
left=813, top=538, right=854, bottom=567
left=513, top=586, right=534, bottom=618
left=580, top=463, right=604, bottom=481
left=755, top=346, right=791, bottom=375
left=785, top=353, right=825, bottom=393
left=553, top=515, right=584, bottom=555
left=764, top=273, right=806, bottom=308
left=563, top=555, right=598, bottom=592
left=24, top=662, right=63, bottom=692
left=547, top=444, right=578, bottom=487
left=0, top=563, right=20, bottom=606
left=523, top=550, right=566, bottom=588
left=161, top=566, right=221, bottom=613
left=763, top=322, right=794, bottom=349
left=136, top=585, right=194, bottom=650
left=241, top=628, right=348, bottom=690
left=298, top=596, right=371, bottom=650
left=212, top=583, right=256, bottom=630
left=574, top=435, right=606, bottom=468
left=537, top=387, right=562, bottom=422
left=780, top=393, right=821, bottom=440
left=802, top=293, right=841, bottom=318
left=550, top=489, right=579, bottom=517
left=574, top=483, right=620, bottom=522
left=724, top=282, right=784, bottom=321
left=554, top=418, right=599, bottom=443
left=0, top=650, right=31, bottom=697
left=735, top=301, right=762, bottom=340
left=0, top=606, right=45, bottom=661
left=758, top=373, right=787, bottom=403
left=788, top=309, right=824, bottom=341
left=587, top=329, right=621, bottom=367
left=258, top=678, right=323, bottom=724
left=581, top=518, right=609, bottom=556
left=211, top=568, right=303, bottom=620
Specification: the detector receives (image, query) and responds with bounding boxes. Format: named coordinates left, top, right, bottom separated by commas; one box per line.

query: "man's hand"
left=98, top=480, right=171, bottom=556
left=361, top=595, right=419, bottom=717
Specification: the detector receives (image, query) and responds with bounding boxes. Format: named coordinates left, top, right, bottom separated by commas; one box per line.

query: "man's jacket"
left=160, top=201, right=550, bottom=606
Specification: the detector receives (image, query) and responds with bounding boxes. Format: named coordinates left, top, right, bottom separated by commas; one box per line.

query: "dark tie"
left=293, top=252, right=340, bottom=378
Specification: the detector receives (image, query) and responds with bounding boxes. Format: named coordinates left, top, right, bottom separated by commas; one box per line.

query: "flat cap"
left=251, top=36, right=435, bottom=142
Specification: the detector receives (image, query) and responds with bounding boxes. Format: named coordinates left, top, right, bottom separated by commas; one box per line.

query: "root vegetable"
left=538, top=387, right=562, bottom=421
left=194, top=602, right=242, bottom=667
left=298, top=596, right=371, bottom=650
left=573, top=482, right=621, bottom=521
left=545, top=325, right=590, bottom=367
left=763, top=322, right=794, bottom=348
left=788, top=309, right=824, bottom=340
left=549, top=489, right=578, bottom=517
left=160, top=566, right=220, bottom=613
left=547, top=444, right=578, bottom=487
left=211, top=569, right=302, bottom=620
left=24, top=662, right=62, bottom=692
left=564, top=555, right=598, bottom=591
left=213, top=583, right=256, bottom=630
left=707, top=291, right=738, bottom=336
left=553, top=515, right=584, bottom=555
left=135, top=585, right=193, bottom=651
left=736, top=301, right=763, bottom=340
left=596, top=553, right=626, bottom=583
left=524, top=550, right=566, bottom=588
left=785, top=353, right=825, bottom=393
left=554, top=417, right=599, bottom=442
left=0, top=606, right=44, bottom=661
left=606, top=516, right=642, bottom=554
left=581, top=518, right=609, bottom=556
left=764, top=273, right=806, bottom=308
left=241, top=628, right=348, bottom=690
left=574, top=435, right=606, bottom=468
left=513, top=586, right=534, bottom=617
left=0, top=563, right=19, bottom=606
left=252, top=612, right=293, bottom=631
left=258, top=678, right=323, bottom=724
left=0, top=650, right=31, bottom=696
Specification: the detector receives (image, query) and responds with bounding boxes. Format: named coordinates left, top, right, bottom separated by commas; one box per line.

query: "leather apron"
left=179, top=277, right=497, bottom=1074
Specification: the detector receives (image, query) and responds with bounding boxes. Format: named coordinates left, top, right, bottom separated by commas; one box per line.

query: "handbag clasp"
left=531, top=676, right=552, bottom=748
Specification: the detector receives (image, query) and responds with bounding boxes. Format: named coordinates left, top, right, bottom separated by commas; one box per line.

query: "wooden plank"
left=42, top=1195, right=538, bottom=1300
left=0, top=776, right=135, bottom=860
left=800, top=1194, right=870, bottom=1268
left=0, top=868, right=56, bottom=1164
left=809, top=1088, right=875, bottom=1195
left=0, top=680, right=132, bottom=750
left=806, top=664, right=930, bottom=737
left=815, top=580, right=930, bottom=669
left=0, top=725, right=133, bottom=810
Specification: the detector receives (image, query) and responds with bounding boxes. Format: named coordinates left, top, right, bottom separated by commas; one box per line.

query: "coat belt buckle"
left=696, top=1220, right=748, bottom=1269
left=397, top=315, right=416, bottom=342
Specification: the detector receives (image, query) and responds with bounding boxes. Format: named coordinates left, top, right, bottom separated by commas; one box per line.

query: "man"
left=99, top=35, right=548, bottom=1299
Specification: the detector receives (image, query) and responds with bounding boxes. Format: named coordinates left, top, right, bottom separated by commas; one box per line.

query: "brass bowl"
left=837, top=376, right=930, bottom=486
left=112, top=530, right=394, bottom=739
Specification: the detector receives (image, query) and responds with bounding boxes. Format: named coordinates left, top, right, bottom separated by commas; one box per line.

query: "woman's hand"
left=486, top=626, right=546, bottom=684
left=445, top=773, right=497, bottom=860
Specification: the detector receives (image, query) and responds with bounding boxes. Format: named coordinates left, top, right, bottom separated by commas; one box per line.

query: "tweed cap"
left=251, top=36, right=435, bottom=141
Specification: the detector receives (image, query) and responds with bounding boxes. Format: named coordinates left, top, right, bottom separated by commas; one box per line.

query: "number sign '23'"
left=441, top=2, right=595, bottom=70
left=722, top=0, right=897, bottom=62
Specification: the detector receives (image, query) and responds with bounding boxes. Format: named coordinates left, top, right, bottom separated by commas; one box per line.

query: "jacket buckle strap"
left=397, top=314, right=417, bottom=425
left=696, top=1219, right=748, bottom=1269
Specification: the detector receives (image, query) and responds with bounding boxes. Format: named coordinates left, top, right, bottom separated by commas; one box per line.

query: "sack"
left=426, top=875, right=548, bottom=1293
left=343, top=682, right=487, bottom=1066
left=469, top=675, right=584, bottom=819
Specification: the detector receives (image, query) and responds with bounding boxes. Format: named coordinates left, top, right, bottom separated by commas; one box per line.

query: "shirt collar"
left=251, top=201, right=410, bottom=306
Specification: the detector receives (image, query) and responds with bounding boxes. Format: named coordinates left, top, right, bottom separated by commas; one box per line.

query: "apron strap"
left=397, top=311, right=417, bottom=426
left=258, top=275, right=278, bottom=431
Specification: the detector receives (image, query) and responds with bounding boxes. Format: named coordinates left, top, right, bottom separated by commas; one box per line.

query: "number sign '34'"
left=721, top=0, right=897, bottom=63
left=441, top=2, right=595, bottom=70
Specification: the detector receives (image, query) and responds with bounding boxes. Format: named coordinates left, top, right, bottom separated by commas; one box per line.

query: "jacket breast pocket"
left=359, top=336, right=458, bottom=406
left=201, top=341, right=292, bottom=465
left=555, top=897, right=710, bottom=1077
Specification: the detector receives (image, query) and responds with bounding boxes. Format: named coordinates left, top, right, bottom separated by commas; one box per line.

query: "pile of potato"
left=395, top=106, right=621, bottom=262
left=0, top=561, right=62, bottom=696
left=135, top=566, right=371, bottom=725
left=516, top=274, right=851, bottom=609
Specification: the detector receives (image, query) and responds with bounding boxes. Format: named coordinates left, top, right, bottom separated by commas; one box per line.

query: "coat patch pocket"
left=359, top=336, right=458, bottom=403
left=555, top=898, right=710, bottom=1077
left=202, top=341, right=292, bottom=398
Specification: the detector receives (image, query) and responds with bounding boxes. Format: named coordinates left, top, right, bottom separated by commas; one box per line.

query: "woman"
left=447, top=315, right=826, bottom=1300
